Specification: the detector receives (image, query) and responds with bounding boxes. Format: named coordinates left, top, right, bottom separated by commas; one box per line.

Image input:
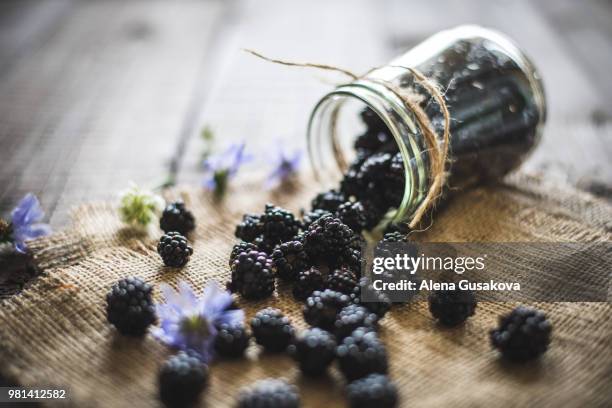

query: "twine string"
left=244, top=49, right=450, bottom=228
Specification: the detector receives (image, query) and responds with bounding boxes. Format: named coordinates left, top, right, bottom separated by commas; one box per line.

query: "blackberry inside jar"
left=307, top=25, right=546, bottom=229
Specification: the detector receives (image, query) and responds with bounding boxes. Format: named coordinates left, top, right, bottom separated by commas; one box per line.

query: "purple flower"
left=153, top=281, right=244, bottom=363
left=202, top=142, right=252, bottom=197
left=266, top=148, right=302, bottom=188
left=5, top=194, right=51, bottom=253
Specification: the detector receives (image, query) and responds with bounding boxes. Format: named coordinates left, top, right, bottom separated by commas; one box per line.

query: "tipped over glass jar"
left=307, top=25, right=546, bottom=229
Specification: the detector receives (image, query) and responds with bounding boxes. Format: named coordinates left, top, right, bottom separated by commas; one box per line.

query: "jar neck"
left=307, top=80, right=432, bottom=224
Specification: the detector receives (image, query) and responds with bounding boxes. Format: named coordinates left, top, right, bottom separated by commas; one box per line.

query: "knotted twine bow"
left=244, top=49, right=450, bottom=229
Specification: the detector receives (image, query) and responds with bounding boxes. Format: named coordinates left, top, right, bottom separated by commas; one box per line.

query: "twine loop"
left=244, top=49, right=450, bottom=229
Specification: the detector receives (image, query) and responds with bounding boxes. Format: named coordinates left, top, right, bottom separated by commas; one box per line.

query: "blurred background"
left=0, top=0, right=611, bottom=227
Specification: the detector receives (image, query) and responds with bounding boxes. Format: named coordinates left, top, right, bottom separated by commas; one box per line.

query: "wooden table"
left=1, top=0, right=611, bottom=390
left=1, top=0, right=611, bottom=224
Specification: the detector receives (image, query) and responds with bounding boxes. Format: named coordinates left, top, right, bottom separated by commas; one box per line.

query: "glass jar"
left=307, top=25, right=546, bottom=225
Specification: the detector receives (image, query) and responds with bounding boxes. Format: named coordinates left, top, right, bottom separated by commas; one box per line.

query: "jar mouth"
left=307, top=82, right=429, bottom=225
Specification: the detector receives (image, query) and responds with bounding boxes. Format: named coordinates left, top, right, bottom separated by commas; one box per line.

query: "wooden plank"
left=0, top=0, right=227, bottom=226
left=0, top=0, right=74, bottom=77
left=177, top=0, right=393, bottom=186
left=535, top=0, right=612, bottom=107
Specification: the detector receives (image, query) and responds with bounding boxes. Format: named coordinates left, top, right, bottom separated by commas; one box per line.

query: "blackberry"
left=106, top=277, right=157, bottom=336
left=346, top=374, right=398, bottom=408
left=428, top=289, right=477, bottom=326
left=250, top=308, right=295, bottom=352
left=237, top=378, right=300, bottom=408
left=340, top=166, right=363, bottom=199
left=341, top=151, right=371, bottom=198
left=375, top=232, right=406, bottom=257
left=351, top=278, right=392, bottom=319
left=159, top=201, right=196, bottom=236
left=383, top=222, right=411, bottom=236
left=159, top=351, right=208, bottom=408
left=359, top=153, right=392, bottom=189
left=303, top=289, right=351, bottom=331
left=310, top=189, right=346, bottom=213
left=356, top=154, right=394, bottom=215
left=214, top=323, right=251, bottom=358
left=336, top=327, right=388, bottom=381
left=350, top=231, right=366, bottom=250
left=326, top=267, right=359, bottom=295
left=334, top=304, right=378, bottom=339
left=361, top=199, right=387, bottom=230
left=377, top=269, right=420, bottom=304
left=229, top=241, right=259, bottom=266
left=375, top=232, right=417, bottom=263
left=384, top=153, right=406, bottom=208
left=230, top=250, right=275, bottom=300
left=381, top=231, right=407, bottom=243
left=235, top=213, right=263, bottom=243
left=334, top=247, right=363, bottom=278
left=292, top=267, right=326, bottom=301
left=336, top=201, right=367, bottom=233
left=301, top=208, right=332, bottom=230
left=359, top=107, right=388, bottom=132
left=353, top=148, right=373, bottom=167
left=157, top=232, right=193, bottom=267
left=490, top=306, right=552, bottom=361
left=271, top=240, right=310, bottom=282
left=354, top=129, right=393, bottom=152
left=303, top=215, right=355, bottom=263
left=254, top=235, right=276, bottom=254
left=288, top=327, right=337, bottom=376
left=261, top=204, right=300, bottom=245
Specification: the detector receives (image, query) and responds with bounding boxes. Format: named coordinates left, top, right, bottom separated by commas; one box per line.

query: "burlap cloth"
left=0, top=173, right=610, bottom=407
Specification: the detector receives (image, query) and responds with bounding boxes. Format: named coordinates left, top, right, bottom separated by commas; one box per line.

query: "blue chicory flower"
left=153, top=281, right=244, bottom=363
left=265, top=147, right=302, bottom=188
left=202, top=142, right=252, bottom=197
left=8, top=194, right=51, bottom=253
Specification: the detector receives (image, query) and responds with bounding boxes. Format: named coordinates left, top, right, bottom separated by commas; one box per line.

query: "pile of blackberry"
left=100, top=125, right=557, bottom=408
left=229, top=202, right=365, bottom=300
left=223, top=109, right=407, bottom=405
left=222, top=107, right=555, bottom=408
left=226, top=109, right=412, bottom=301
left=337, top=107, right=406, bottom=227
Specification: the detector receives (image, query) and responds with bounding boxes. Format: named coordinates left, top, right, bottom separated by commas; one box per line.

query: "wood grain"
left=0, top=0, right=226, bottom=226
left=1, top=0, right=610, bottom=227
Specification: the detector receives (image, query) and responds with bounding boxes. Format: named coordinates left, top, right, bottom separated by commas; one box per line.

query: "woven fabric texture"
left=0, top=173, right=610, bottom=407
